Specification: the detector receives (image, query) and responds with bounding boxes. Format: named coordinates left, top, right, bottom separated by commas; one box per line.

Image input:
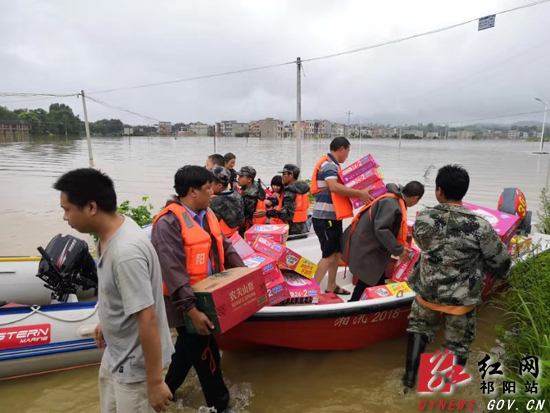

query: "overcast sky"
left=1, top=0, right=549, bottom=126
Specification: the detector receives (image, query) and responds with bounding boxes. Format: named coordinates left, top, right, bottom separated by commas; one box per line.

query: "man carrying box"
left=267, top=163, right=310, bottom=238
left=402, top=165, right=511, bottom=392
left=151, top=165, right=245, bottom=412
left=341, top=182, right=425, bottom=301
left=311, top=137, right=374, bottom=295
left=237, top=166, right=267, bottom=231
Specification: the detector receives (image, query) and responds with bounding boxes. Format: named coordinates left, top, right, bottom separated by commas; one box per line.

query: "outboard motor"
left=498, top=188, right=532, bottom=235
left=36, top=234, right=97, bottom=303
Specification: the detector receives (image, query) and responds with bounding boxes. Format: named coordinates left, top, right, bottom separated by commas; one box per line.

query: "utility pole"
left=445, top=124, right=449, bottom=140
left=535, top=98, right=548, bottom=154
left=80, top=90, right=94, bottom=167
left=296, top=57, right=302, bottom=169
left=64, top=115, right=68, bottom=139
left=399, top=127, right=402, bottom=149
left=359, top=120, right=362, bottom=145
left=346, top=110, right=353, bottom=138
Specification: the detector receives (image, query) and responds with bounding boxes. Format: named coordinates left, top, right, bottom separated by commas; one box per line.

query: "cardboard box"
left=462, top=202, right=520, bottom=245
left=350, top=180, right=388, bottom=209
left=341, top=154, right=379, bottom=183
left=185, top=267, right=268, bottom=334
left=244, top=224, right=289, bottom=245
left=392, top=246, right=421, bottom=282
left=317, top=292, right=344, bottom=305
left=230, top=233, right=282, bottom=284
left=266, top=275, right=291, bottom=306
left=360, top=282, right=412, bottom=300
left=282, top=271, right=321, bottom=299
left=509, top=235, right=532, bottom=256
left=344, top=168, right=384, bottom=190
left=251, top=236, right=318, bottom=279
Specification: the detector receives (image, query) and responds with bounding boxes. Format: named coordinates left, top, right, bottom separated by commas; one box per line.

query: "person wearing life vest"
left=237, top=166, right=267, bottom=232
left=210, top=165, right=245, bottom=237
left=311, top=137, right=374, bottom=295
left=267, top=164, right=311, bottom=237
left=341, top=182, right=425, bottom=302
left=151, top=165, right=244, bottom=412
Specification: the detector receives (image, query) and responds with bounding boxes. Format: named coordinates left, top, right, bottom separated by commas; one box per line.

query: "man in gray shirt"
left=54, top=168, right=174, bottom=413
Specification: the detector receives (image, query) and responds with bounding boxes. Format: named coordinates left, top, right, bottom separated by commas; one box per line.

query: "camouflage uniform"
left=407, top=203, right=511, bottom=358
left=210, top=190, right=245, bottom=229
left=266, top=181, right=310, bottom=236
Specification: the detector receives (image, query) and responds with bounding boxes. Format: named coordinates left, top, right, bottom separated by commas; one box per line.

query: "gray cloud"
left=1, top=0, right=549, bottom=126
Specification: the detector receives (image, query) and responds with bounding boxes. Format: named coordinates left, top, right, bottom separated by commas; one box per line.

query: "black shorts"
left=312, top=218, right=343, bottom=258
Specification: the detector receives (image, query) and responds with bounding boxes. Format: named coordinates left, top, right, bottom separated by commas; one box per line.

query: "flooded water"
left=1, top=136, right=549, bottom=412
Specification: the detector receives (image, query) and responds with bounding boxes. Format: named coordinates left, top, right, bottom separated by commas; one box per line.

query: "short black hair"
left=174, top=165, right=213, bottom=197
left=224, top=152, right=236, bottom=163
left=53, top=168, right=117, bottom=213
left=208, top=154, right=226, bottom=167
left=330, top=137, right=351, bottom=152
left=271, top=175, right=283, bottom=187
left=436, top=164, right=470, bottom=201
left=403, top=181, right=425, bottom=198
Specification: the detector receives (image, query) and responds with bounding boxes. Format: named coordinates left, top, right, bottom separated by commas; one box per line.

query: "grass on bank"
left=536, top=188, right=550, bottom=235
left=494, top=249, right=550, bottom=411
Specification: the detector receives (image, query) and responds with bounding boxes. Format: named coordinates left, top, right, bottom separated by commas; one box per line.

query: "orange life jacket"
left=153, top=203, right=225, bottom=296
left=341, top=193, right=408, bottom=273
left=271, top=189, right=310, bottom=224
left=211, top=194, right=239, bottom=237
left=311, top=155, right=353, bottom=221
left=352, top=193, right=408, bottom=247
left=252, top=198, right=267, bottom=225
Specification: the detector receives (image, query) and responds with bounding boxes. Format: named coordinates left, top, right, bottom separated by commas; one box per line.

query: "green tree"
left=0, top=106, right=14, bottom=119
left=47, top=103, right=82, bottom=135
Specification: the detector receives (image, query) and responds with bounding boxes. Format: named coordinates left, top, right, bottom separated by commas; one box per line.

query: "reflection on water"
left=0, top=136, right=548, bottom=412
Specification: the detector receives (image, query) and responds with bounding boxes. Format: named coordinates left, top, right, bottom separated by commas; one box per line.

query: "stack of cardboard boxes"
left=341, top=154, right=387, bottom=210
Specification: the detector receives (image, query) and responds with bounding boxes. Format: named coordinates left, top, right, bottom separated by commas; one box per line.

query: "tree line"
left=0, top=103, right=126, bottom=136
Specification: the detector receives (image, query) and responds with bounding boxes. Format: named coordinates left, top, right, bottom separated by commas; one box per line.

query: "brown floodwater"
left=0, top=136, right=549, bottom=412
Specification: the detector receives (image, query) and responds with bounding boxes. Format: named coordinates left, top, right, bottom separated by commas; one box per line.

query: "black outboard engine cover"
left=36, top=234, right=97, bottom=303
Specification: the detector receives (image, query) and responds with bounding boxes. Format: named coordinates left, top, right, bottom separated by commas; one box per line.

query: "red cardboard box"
left=350, top=180, right=388, bottom=209
left=266, top=275, right=291, bottom=306
left=185, top=267, right=268, bottom=334
left=230, top=233, right=282, bottom=284
left=251, top=236, right=318, bottom=279
left=462, top=202, right=520, bottom=245
left=392, top=246, right=421, bottom=282
left=282, top=271, right=321, bottom=299
left=360, top=282, right=412, bottom=300
left=341, top=154, right=379, bottom=184
left=317, top=292, right=344, bottom=305
left=244, top=224, right=289, bottom=245
left=344, top=168, right=384, bottom=190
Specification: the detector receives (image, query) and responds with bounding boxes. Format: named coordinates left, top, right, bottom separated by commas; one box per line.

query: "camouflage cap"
left=212, top=166, right=231, bottom=186
left=278, top=163, right=300, bottom=177
left=237, top=166, right=257, bottom=180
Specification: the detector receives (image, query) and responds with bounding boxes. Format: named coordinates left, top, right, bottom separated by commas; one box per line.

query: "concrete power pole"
left=80, top=90, right=94, bottom=167
left=346, top=110, right=353, bottom=138
left=296, top=57, right=302, bottom=169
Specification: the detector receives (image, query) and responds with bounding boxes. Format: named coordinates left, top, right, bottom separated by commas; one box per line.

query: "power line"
left=88, top=61, right=296, bottom=95
left=301, top=0, right=550, bottom=64
left=84, top=95, right=160, bottom=123
left=442, top=109, right=548, bottom=125
left=84, top=0, right=550, bottom=95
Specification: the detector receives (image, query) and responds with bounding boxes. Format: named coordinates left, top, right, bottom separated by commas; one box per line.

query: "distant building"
left=508, top=130, right=520, bottom=140
left=123, top=127, right=134, bottom=136
left=157, top=121, right=172, bottom=136
left=448, top=130, right=475, bottom=139
left=189, top=122, right=209, bottom=136
left=404, top=129, right=424, bottom=138
left=0, top=119, right=31, bottom=142
left=258, top=118, right=283, bottom=138
left=331, top=123, right=346, bottom=137
left=249, top=121, right=260, bottom=137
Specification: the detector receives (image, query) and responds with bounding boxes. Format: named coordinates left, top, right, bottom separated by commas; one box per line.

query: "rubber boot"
left=402, top=333, right=429, bottom=390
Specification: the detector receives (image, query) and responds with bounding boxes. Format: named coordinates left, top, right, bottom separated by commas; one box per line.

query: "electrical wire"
left=84, top=0, right=550, bottom=95
left=85, top=95, right=160, bottom=123
left=442, top=109, right=548, bottom=125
